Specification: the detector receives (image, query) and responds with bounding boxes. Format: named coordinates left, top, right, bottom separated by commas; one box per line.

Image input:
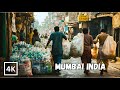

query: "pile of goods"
left=40, top=38, right=52, bottom=48
left=10, top=41, right=52, bottom=76
left=34, top=41, right=42, bottom=48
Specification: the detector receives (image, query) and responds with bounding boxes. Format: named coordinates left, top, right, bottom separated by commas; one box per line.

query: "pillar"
left=1, top=13, right=7, bottom=58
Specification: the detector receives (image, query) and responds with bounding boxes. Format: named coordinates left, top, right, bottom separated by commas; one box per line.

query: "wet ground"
left=30, top=39, right=120, bottom=78
left=59, top=57, right=120, bottom=78
left=2, top=58, right=119, bottom=78
left=29, top=57, right=120, bottom=78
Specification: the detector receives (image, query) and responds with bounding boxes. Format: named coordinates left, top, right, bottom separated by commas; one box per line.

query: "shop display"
left=34, top=41, right=41, bottom=47
left=10, top=41, right=52, bottom=76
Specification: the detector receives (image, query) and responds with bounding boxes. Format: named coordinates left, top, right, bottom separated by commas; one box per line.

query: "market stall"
left=10, top=41, right=52, bottom=76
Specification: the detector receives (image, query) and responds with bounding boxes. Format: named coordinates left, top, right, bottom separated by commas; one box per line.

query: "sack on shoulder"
left=102, top=35, right=117, bottom=59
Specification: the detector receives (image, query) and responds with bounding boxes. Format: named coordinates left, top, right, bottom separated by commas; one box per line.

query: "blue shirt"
left=49, top=31, right=67, bottom=55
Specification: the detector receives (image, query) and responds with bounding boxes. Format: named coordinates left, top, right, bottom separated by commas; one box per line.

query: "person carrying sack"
left=94, top=29, right=109, bottom=76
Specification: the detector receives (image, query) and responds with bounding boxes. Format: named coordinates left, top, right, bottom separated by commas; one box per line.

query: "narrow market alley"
left=0, top=12, right=120, bottom=78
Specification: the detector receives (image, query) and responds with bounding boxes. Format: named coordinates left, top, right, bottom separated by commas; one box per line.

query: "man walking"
left=45, top=26, right=67, bottom=74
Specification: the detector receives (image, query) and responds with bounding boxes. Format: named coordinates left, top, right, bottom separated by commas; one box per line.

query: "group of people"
left=45, top=26, right=111, bottom=76
left=12, top=28, right=41, bottom=46
left=29, top=28, right=41, bottom=45
left=81, top=28, right=109, bottom=76
left=12, top=25, right=112, bottom=76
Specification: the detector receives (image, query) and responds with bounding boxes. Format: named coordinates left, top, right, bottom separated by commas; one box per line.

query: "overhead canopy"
left=91, top=12, right=116, bottom=19
left=96, top=13, right=113, bottom=18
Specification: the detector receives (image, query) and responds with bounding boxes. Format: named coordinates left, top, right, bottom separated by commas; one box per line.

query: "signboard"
left=78, top=14, right=89, bottom=22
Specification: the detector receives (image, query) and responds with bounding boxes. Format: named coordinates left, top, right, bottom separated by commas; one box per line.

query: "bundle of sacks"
left=70, top=33, right=84, bottom=58
left=62, top=39, right=71, bottom=59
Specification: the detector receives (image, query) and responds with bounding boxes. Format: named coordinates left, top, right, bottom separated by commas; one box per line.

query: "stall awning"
left=96, top=14, right=113, bottom=18
left=91, top=12, right=115, bottom=19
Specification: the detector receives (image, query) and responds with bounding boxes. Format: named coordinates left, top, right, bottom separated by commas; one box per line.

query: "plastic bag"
left=102, top=35, right=117, bottom=59
left=91, top=44, right=98, bottom=59
left=62, top=39, right=71, bottom=59
left=93, top=42, right=99, bottom=48
left=34, top=41, right=41, bottom=47
left=32, top=61, right=52, bottom=75
left=19, top=58, right=33, bottom=76
left=50, top=54, right=54, bottom=67
left=70, top=33, right=84, bottom=58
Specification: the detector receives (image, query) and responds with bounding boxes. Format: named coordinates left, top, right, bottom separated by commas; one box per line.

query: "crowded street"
left=0, top=12, right=120, bottom=78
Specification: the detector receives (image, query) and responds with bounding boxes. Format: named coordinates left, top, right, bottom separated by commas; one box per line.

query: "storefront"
left=89, top=16, right=112, bottom=39
left=15, top=12, right=34, bottom=43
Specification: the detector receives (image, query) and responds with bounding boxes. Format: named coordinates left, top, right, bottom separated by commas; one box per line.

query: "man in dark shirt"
left=45, top=26, right=67, bottom=74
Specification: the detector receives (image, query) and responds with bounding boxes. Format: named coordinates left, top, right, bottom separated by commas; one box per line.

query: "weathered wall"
left=112, top=12, right=120, bottom=28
